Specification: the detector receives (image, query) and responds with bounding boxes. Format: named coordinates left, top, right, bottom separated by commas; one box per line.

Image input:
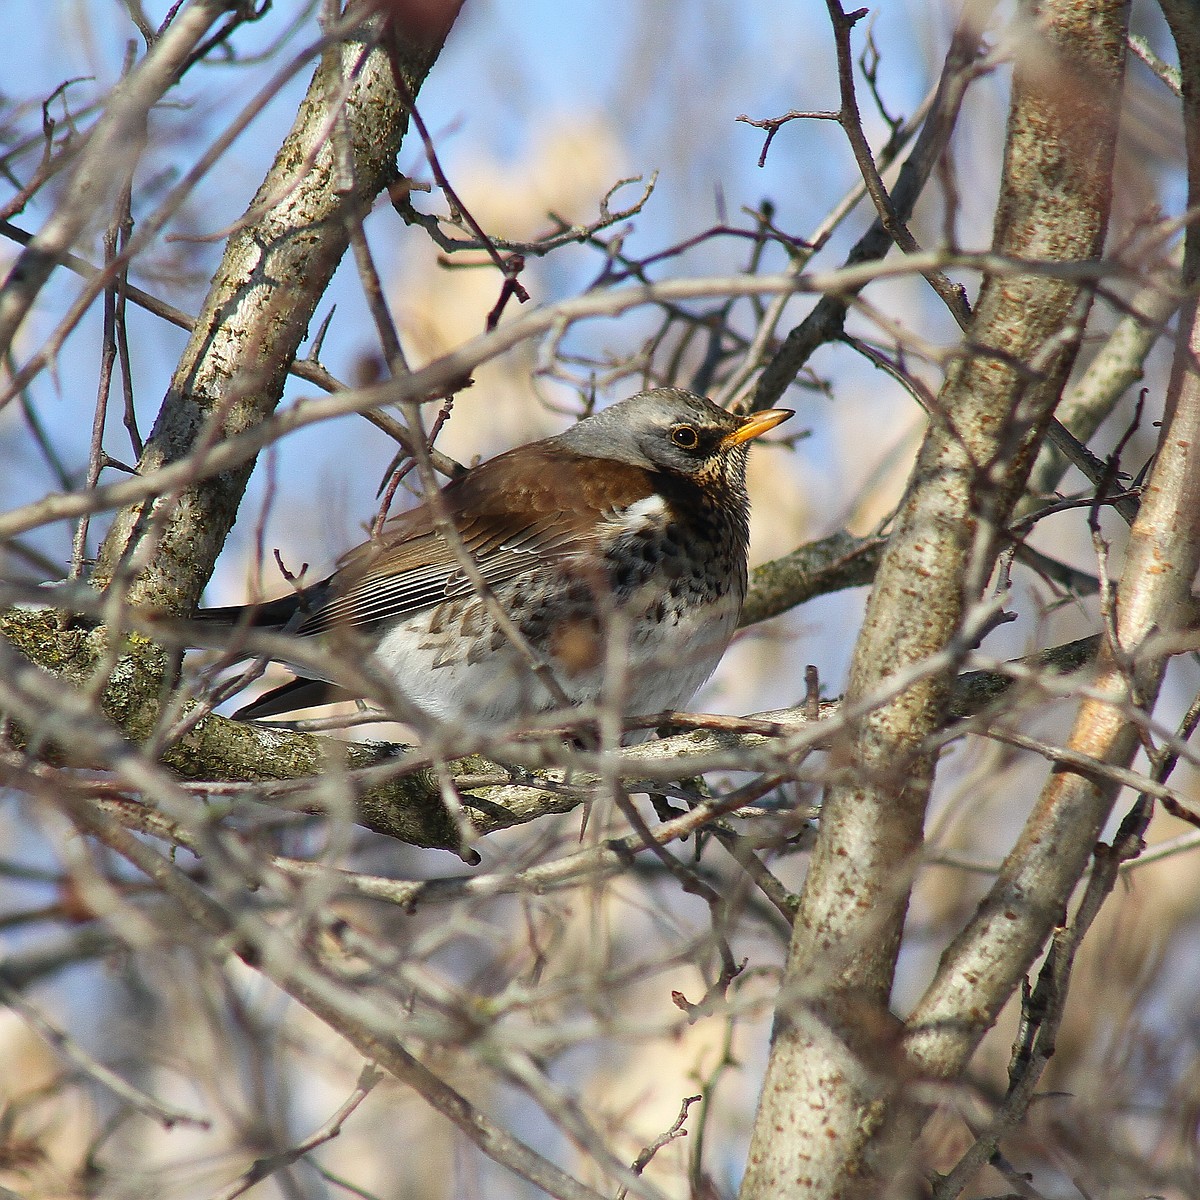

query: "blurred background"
left=2, top=1, right=1199, bottom=1197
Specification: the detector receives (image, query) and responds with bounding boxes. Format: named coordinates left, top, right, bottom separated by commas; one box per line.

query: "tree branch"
left=741, top=3, right=1130, bottom=1193
left=0, top=0, right=237, bottom=354
left=903, top=0, right=1200, bottom=1092
left=92, top=8, right=451, bottom=615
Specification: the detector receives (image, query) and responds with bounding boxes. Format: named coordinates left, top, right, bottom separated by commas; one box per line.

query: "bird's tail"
left=233, top=676, right=348, bottom=719
left=193, top=595, right=302, bottom=629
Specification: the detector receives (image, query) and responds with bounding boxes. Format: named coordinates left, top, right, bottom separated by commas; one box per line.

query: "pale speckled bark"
left=902, top=0, right=1200, bottom=1093
left=93, top=15, right=444, bottom=615
left=2, top=11, right=457, bottom=846
left=740, top=3, right=1130, bottom=1196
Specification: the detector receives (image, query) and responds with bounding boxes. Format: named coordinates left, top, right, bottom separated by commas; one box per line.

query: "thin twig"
left=207, top=1066, right=381, bottom=1200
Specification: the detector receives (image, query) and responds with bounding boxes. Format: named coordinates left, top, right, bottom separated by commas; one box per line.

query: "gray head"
left=554, top=387, right=792, bottom=480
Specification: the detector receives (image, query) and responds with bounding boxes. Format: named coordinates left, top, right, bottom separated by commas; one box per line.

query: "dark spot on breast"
left=614, top=561, right=639, bottom=589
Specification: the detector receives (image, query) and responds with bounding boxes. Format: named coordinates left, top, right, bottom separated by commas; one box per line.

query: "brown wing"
left=296, top=444, right=654, bottom=635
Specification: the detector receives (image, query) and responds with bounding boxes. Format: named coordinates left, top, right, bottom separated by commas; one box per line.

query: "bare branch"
left=742, top=3, right=1131, bottom=1193
left=0, top=0, right=235, bottom=353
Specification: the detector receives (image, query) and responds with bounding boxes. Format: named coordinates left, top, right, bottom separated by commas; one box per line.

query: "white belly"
left=371, top=588, right=738, bottom=729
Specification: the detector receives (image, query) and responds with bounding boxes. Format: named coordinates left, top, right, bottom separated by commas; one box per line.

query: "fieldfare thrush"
left=204, top=387, right=791, bottom=727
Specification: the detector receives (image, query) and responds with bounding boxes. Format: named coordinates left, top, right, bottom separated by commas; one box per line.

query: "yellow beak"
left=720, top=407, right=794, bottom=449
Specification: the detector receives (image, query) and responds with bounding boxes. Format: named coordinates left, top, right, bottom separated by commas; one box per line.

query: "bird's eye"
left=671, top=425, right=699, bottom=450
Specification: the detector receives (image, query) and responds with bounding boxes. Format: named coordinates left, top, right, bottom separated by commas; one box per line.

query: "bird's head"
left=556, top=387, right=792, bottom=486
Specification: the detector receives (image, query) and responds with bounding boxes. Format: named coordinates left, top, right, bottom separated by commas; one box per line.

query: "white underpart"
left=370, top=491, right=739, bottom=729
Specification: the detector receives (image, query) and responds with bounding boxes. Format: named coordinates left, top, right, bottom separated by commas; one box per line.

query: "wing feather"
left=294, top=446, right=652, bottom=635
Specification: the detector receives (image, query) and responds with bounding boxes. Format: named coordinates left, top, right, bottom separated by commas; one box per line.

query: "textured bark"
left=1, top=10, right=459, bottom=844
left=739, top=530, right=885, bottom=628
left=740, top=3, right=1130, bottom=1196
left=903, top=0, right=1200, bottom=1091
left=93, top=14, right=445, bottom=615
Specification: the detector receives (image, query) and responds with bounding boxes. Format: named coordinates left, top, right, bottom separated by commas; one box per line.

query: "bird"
left=201, top=387, right=792, bottom=730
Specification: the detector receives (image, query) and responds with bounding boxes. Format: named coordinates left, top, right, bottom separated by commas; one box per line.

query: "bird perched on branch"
left=201, top=387, right=791, bottom=730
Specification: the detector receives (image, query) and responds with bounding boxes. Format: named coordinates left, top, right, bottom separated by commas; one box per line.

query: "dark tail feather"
left=195, top=596, right=303, bottom=629
left=196, top=593, right=347, bottom=717
left=235, top=676, right=350, bottom=719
